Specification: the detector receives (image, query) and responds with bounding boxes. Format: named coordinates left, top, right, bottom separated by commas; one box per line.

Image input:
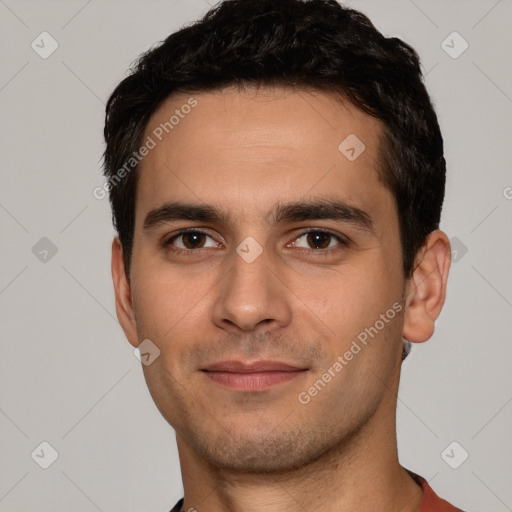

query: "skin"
left=112, top=85, right=451, bottom=512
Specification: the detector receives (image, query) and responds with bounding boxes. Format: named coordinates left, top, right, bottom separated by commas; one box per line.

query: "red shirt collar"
left=408, top=472, right=463, bottom=511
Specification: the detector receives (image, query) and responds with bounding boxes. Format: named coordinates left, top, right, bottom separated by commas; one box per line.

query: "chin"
left=183, top=421, right=338, bottom=475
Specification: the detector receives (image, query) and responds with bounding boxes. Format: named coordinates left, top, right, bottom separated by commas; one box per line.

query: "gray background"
left=1, top=0, right=511, bottom=510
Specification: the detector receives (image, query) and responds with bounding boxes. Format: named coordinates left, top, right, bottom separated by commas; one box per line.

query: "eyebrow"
left=143, top=198, right=375, bottom=235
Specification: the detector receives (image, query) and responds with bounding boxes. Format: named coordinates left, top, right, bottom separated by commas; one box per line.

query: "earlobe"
left=402, top=230, right=451, bottom=343
left=111, top=237, right=139, bottom=348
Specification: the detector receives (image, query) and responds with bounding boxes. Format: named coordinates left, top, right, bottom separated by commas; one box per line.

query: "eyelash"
left=163, top=228, right=349, bottom=256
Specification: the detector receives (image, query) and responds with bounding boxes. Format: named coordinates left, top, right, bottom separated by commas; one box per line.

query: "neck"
left=175, top=377, right=423, bottom=512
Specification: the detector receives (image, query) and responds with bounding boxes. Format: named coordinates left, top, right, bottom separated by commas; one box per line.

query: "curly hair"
left=103, top=0, right=445, bottom=280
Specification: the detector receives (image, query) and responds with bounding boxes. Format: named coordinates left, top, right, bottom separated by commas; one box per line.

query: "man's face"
left=124, top=86, right=407, bottom=472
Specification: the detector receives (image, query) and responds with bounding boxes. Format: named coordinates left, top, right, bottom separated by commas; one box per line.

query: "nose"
left=211, top=245, right=292, bottom=333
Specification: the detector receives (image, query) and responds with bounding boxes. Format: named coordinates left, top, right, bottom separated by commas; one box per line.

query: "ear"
left=402, top=230, right=451, bottom=343
left=111, top=237, right=139, bottom=348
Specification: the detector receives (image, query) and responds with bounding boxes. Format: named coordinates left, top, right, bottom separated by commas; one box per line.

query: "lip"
left=201, top=360, right=308, bottom=391
left=203, top=360, right=306, bottom=372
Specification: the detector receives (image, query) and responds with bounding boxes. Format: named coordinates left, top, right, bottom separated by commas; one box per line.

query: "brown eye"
left=166, top=230, right=218, bottom=250
left=293, top=230, right=346, bottom=251
left=181, top=232, right=206, bottom=249
left=306, top=231, right=331, bottom=249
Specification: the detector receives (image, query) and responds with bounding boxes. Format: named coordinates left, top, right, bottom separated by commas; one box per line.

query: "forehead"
left=136, top=85, right=392, bottom=230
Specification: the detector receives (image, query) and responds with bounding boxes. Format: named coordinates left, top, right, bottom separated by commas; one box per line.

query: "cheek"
left=313, top=257, right=403, bottom=353
left=130, top=263, right=210, bottom=342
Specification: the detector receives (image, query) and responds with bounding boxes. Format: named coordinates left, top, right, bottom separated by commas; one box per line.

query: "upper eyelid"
left=165, top=228, right=219, bottom=247
left=166, top=227, right=218, bottom=242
